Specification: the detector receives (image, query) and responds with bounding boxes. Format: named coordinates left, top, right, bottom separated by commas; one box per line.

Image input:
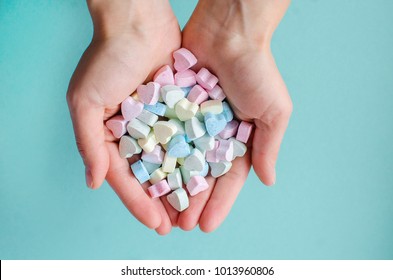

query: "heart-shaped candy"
left=167, top=135, right=191, bottom=158
left=153, top=65, right=174, bottom=86
left=175, top=98, right=198, bottom=121
left=106, top=115, right=128, bottom=138
left=160, top=85, right=185, bottom=108
left=184, top=148, right=205, bottom=172
left=121, top=96, right=144, bottom=121
left=166, top=187, right=189, bottom=211
left=209, top=161, right=232, bottom=178
left=153, top=121, right=177, bottom=144
left=141, top=145, right=164, bottom=164
left=173, top=48, right=197, bottom=72
left=185, top=117, right=206, bottom=140
left=137, top=82, right=160, bottom=105
left=119, top=135, right=142, bottom=158
left=174, top=69, right=197, bottom=87
left=204, top=112, right=227, bottom=136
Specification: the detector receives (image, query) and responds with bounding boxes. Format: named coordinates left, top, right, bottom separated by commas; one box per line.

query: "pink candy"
left=105, top=115, right=128, bottom=138
left=153, top=65, right=174, bottom=86
left=205, top=141, right=219, bottom=163
left=121, top=97, right=144, bottom=121
left=219, top=120, right=239, bottom=139
left=196, top=68, right=219, bottom=90
left=174, top=69, right=197, bottom=87
left=216, top=139, right=234, bottom=161
left=148, top=180, right=171, bottom=198
left=236, top=121, right=253, bottom=143
left=187, top=85, right=209, bottom=105
left=186, top=176, right=209, bottom=196
left=173, top=48, right=197, bottom=72
left=141, top=146, right=164, bottom=164
left=137, top=82, right=160, bottom=105
left=207, top=85, right=226, bottom=101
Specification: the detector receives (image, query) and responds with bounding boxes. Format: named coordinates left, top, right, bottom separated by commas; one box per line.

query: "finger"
left=199, top=150, right=251, bottom=233
left=106, top=142, right=162, bottom=229
left=67, top=95, right=109, bottom=189
left=177, top=176, right=216, bottom=231
left=154, top=205, right=173, bottom=235
left=252, top=102, right=291, bottom=186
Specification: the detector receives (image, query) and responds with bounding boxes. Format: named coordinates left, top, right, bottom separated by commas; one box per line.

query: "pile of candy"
left=105, top=48, right=252, bottom=212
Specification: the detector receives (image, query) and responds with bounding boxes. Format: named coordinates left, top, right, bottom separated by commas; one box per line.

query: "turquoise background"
left=1, top=0, right=392, bottom=259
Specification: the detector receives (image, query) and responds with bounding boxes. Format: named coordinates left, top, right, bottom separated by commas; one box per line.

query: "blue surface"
left=1, top=0, right=393, bottom=259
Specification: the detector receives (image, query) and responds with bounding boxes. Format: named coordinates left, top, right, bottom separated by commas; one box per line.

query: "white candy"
left=164, top=106, right=178, bottom=119
left=119, top=135, right=142, bottom=158
left=209, top=161, right=232, bottom=178
left=184, top=149, right=205, bottom=172
left=137, top=132, right=157, bottom=153
left=149, top=168, right=167, bottom=184
left=168, top=118, right=185, bottom=137
left=193, top=134, right=215, bottom=152
left=153, top=121, right=177, bottom=144
left=162, top=153, right=177, bottom=173
left=167, top=168, right=182, bottom=190
left=229, top=137, right=247, bottom=159
left=136, top=109, right=159, bottom=126
left=127, top=118, right=151, bottom=139
left=167, top=188, right=189, bottom=212
left=175, top=98, right=198, bottom=121
left=185, top=117, right=206, bottom=140
left=160, top=85, right=184, bottom=108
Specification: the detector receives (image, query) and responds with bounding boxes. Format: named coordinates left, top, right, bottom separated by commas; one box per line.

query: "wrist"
left=87, top=0, right=176, bottom=41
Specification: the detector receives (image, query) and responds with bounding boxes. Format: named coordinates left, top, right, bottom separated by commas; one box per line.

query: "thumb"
left=67, top=95, right=109, bottom=189
left=252, top=103, right=292, bottom=186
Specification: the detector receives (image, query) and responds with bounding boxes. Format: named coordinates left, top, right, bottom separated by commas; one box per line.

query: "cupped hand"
left=178, top=13, right=292, bottom=232
left=67, top=6, right=181, bottom=235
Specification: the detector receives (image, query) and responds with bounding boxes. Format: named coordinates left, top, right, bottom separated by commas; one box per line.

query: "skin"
left=67, top=0, right=292, bottom=234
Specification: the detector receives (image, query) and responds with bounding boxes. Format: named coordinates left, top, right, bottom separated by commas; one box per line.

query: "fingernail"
left=85, top=168, right=93, bottom=189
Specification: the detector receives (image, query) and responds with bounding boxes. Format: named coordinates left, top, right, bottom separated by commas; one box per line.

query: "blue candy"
left=130, top=160, right=150, bottom=184
left=167, top=135, right=191, bottom=158
left=144, top=102, right=166, bottom=116
left=199, top=162, right=209, bottom=177
left=204, top=112, right=227, bottom=136
left=142, top=161, right=161, bottom=175
left=222, top=101, right=234, bottom=122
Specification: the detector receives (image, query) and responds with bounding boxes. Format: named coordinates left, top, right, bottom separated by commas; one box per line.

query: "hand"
left=178, top=0, right=292, bottom=232
left=67, top=0, right=181, bottom=235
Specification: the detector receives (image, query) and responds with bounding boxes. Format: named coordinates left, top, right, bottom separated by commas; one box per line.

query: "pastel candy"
left=209, top=161, right=232, bottom=178
left=229, top=138, right=247, bottom=160
left=207, top=85, right=226, bottom=101
left=222, top=101, right=234, bottom=122
left=216, top=139, right=234, bottom=162
left=119, top=135, right=142, bottom=158
left=149, top=168, right=167, bottom=185
left=175, top=98, right=198, bottom=121
left=144, top=102, right=166, bottom=116
left=174, top=69, right=197, bottom=87
left=136, top=109, right=159, bottom=127
left=196, top=68, right=218, bottom=90
left=161, top=85, right=185, bottom=108
left=148, top=179, right=171, bottom=198
left=153, top=121, right=177, bottom=144
left=186, top=176, right=209, bottom=196
left=167, top=188, right=189, bottom=212
left=195, top=110, right=204, bottom=122
left=121, top=96, right=144, bottom=121
left=127, top=118, right=151, bottom=139
left=204, top=112, right=227, bottom=136
left=236, top=121, right=253, bottom=143
left=137, top=82, right=160, bottom=105
left=173, top=48, right=197, bottom=72
left=180, top=166, right=199, bottom=184
left=200, top=100, right=223, bottom=115
left=141, top=145, right=164, bottom=164
left=106, top=115, right=128, bottom=138
left=184, top=148, right=205, bottom=172
left=162, top=153, right=177, bottom=173
left=187, top=85, right=209, bottom=105
left=167, top=168, right=182, bottom=190
left=137, top=132, right=157, bottom=153
left=167, top=135, right=191, bottom=158
left=200, top=162, right=209, bottom=177
left=193, top=134, right=215, bottom=151
left=219, top=120, right=239, bottom=139
left=205, top=141, right=219, bottom=163
left=185, top=117, right=206, bottom=140
left=142, top=161, right=161, bottom=174
left=177, top=157, right=185, bottom=166
left=130, top=160, right=150, bottom=184
left=168, top=119, right=185, bottom=137
left=153, top=65, right=174, bottom=86
left=181, top=86, right=193, bottom=97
